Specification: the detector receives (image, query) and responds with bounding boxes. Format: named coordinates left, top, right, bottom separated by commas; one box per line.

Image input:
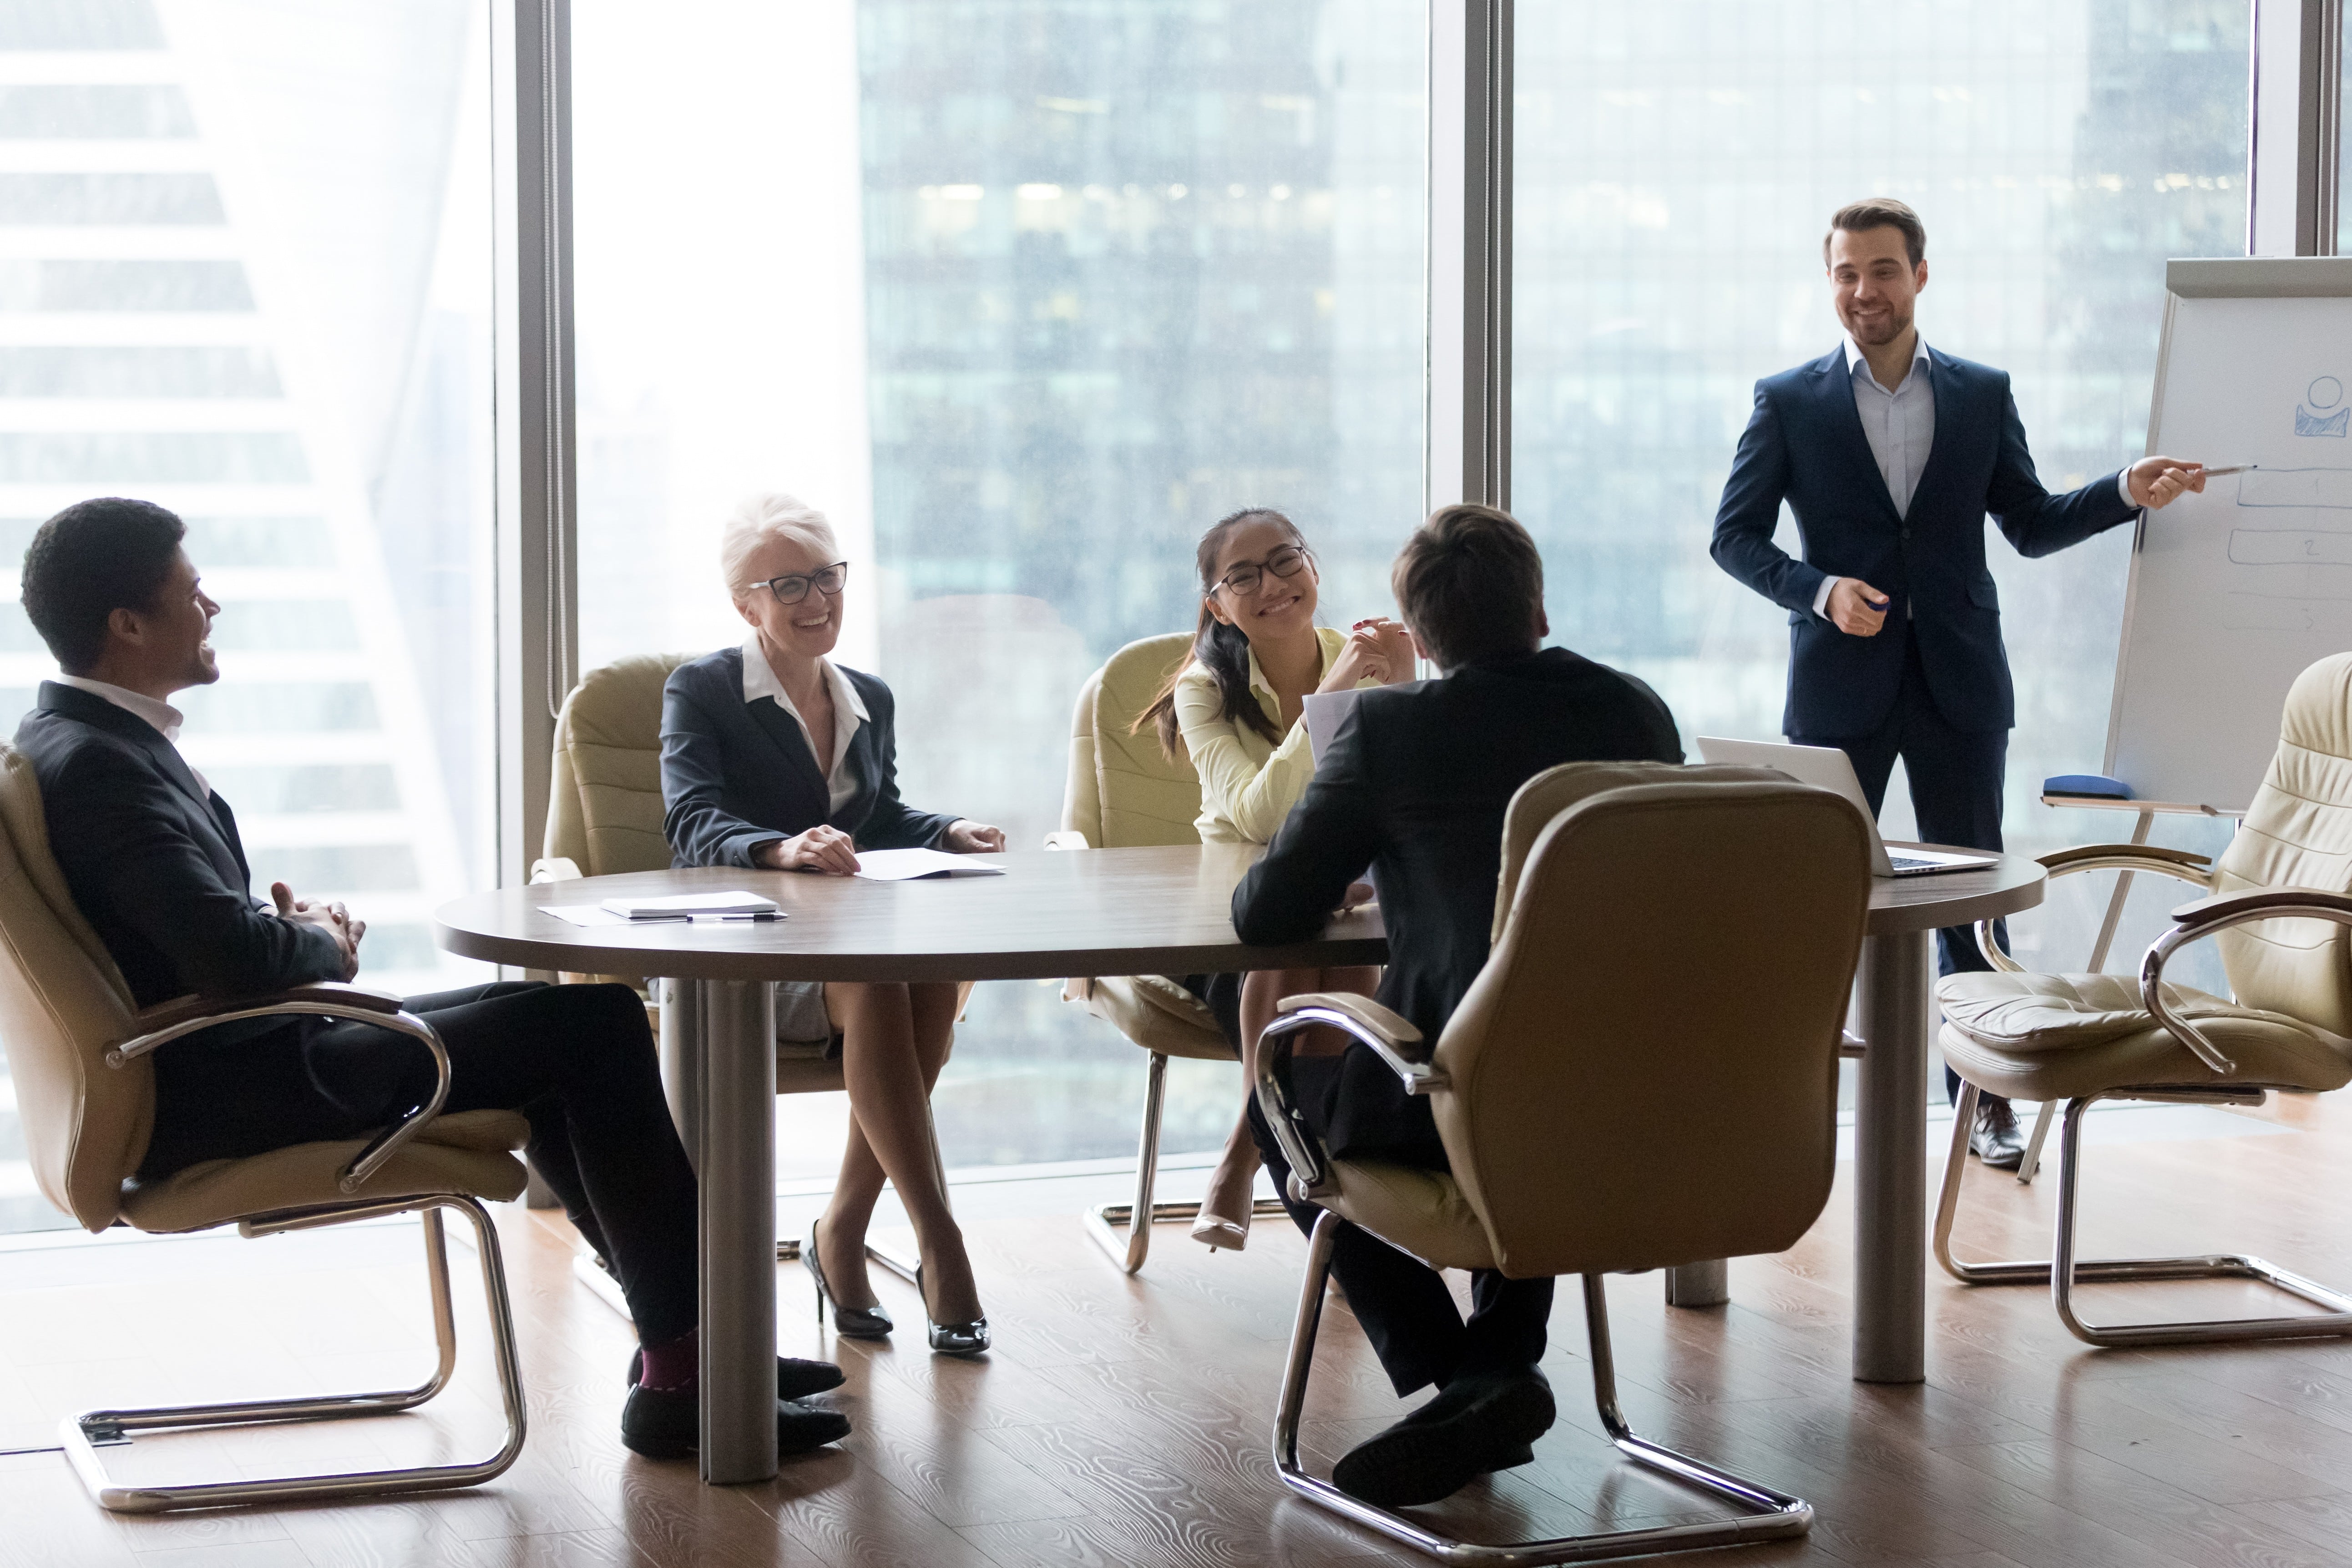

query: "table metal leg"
left=1853, top=929, right=1932, bottom=1382
left=1664, top=1259, right=1728, bottom=1307
left=697, top=979, right=776, bottom=1484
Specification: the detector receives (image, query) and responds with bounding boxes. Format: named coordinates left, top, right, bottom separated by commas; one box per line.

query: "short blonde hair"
left=719, top=492, right=841, bottom=601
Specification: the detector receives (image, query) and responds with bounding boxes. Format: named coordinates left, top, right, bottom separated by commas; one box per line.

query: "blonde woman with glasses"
left=1136, top=507, right=1414, bottom=1250
left=661, top=492, right=1002, bottom=1356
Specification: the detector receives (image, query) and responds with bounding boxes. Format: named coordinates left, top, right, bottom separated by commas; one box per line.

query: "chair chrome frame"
left=1936, top=885, right=2352, bottom=1347
left=108, top=983, right=456, bottom=1194
left=62, top=1191, right=527, bottom=1513
left=1083, top=1047, right=1285, bottom=1274
left=1256, top=1009, right=1813, bottom=1563
left=1045, top=831, right=1285, bottom=1274
left=61, top=987, right=531, bottom=1513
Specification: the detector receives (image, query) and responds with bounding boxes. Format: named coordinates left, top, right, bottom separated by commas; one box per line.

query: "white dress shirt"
left=53, top=673, right=208, bottom=797
left=740, top=635, right=865, bottom=816
left=1812, top=336, right=2137, bottom=621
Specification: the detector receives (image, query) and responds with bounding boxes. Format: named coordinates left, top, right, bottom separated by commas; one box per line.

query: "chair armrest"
left=106, top=984, right=448, bottom=1195
left=1275, top=991, right=1425, bottom=1056
left=1271, top=991, right=1446, bottom=1091
left=119, top=981, right=405, bottom=1050
left=2169, top=886, right=2352, bottom=931
left=529, top=855, right=583, bottom=883
left=1251, top=1013, right=1331, bottom=1199
left=2134, top=887, right=2352, bottom=1077
left=1041, top=832, right=1092, bottom=990
left=1975, top=844, right=2222, bottom=971
left=2041, top=843, right=2213, bottom=877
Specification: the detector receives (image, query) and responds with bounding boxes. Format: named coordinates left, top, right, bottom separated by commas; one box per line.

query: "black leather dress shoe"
left=627, top=1347, right=844, bottom=1402
left=1332, top=1369, right=1554, bottom=1507
left=1968, top=1093, right=2027, bottom=1170
left=619, top=1386, right=851, bottom=1461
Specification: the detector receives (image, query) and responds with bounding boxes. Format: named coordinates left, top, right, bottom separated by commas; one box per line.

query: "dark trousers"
left=1246, top=1054, right=1552, bottom=1399
left=141, top=980, right=698, bottom=1348
left=1793, top=630, right=2008, bottom=1107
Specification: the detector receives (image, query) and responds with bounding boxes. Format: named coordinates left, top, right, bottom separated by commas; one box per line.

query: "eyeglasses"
left=757, top=561, right=850, bottom=605
left=1210, top=544, right=1311, bottom=597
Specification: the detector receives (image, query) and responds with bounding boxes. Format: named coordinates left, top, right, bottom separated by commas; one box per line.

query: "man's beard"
left=1851, top=305, right=1912, bottom=346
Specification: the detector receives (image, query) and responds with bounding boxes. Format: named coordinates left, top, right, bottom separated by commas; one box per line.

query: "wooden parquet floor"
left=8, top=1092, right=2352, bottom=1567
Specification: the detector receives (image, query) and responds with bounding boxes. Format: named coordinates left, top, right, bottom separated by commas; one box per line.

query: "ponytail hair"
left=1136, top=508, right=1306, bottom=760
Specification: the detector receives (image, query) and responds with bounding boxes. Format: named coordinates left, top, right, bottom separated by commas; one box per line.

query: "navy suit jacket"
left=1710, top=345, right=2139, bottom=737
left=14, top=682, right=345, bottom=1037
left=659, top=647, right=957, bottom=869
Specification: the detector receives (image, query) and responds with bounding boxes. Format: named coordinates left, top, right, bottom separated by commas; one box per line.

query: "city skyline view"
left=0, top=0, right=2269, bottom=1226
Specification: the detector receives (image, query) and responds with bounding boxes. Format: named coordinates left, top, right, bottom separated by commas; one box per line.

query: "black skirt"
left=1177, top=971, right=1245, bottom=1054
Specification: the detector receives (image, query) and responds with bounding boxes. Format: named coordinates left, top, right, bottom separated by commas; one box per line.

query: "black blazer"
left=15, top=682, right=344, bottom=1015
left=1709, top=346, right=2138, bottom=737
left=660, top=647, right=958, bottom=868
left=1231, top=648, right=1683, bottom=1162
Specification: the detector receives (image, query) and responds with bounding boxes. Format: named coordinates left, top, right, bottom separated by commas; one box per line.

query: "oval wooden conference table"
left=435, top=841, right=2043, bottom=1484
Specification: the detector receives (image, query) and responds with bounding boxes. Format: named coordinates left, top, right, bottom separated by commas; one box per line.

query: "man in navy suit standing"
left=1710, top=198, right=2207, bottom=1167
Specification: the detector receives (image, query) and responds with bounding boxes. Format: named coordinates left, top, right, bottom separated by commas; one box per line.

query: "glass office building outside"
left=0, top=0, right=2271, bottom=1227
left=0, top=0, right=494, bottom=1230
left=572, top=0, right=2252, bottom=1177
left=573, top=0, right=1426, bottom=1173
left=1512, top=0, right=2251, bottom=979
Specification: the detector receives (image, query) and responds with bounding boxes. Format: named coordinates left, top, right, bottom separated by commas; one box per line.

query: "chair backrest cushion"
left=1059, top=667, right=1105, bottom=844
left=2215, top=652, right=2352, bottom=1032
left=1432, top=771, right=1874, bottom=1279
left=0, top=743, right=148, bottom=1230
left=546, top=653, right=697, bottom=877
left=1492, top=760, right=1804, bottom=944
left=1086, top=633, right=1203, bottom=849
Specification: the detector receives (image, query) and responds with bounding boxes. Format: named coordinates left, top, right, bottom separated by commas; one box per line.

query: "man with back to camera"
left=1230, top=504, right=1684, bottom=1508
left=1709, top=198, right=2209, bottom=1168
left=11, top=496, right=850, bottom=1461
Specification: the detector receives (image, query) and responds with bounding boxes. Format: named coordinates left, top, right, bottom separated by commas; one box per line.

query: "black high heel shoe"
left=804, top=1220, right=893, bottom=1339
left=916, top=1263, right=989, bottom=1357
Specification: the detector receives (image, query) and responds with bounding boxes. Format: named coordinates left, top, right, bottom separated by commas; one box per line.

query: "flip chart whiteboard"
left=2106, top=257, right=2352, bottom=812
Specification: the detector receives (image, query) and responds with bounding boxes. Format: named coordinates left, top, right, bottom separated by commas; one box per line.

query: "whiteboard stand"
left=2009, top=795, right=2247, bottom=1183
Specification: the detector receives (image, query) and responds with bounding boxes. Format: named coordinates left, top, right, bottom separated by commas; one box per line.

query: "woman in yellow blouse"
left=1139, top=507, right=1414, bottom=1249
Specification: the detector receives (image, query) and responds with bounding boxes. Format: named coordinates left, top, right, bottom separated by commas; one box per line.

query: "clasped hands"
left=273, top=880, right=363, bottom=981
left=756, top=818, right=1008, bottom=876
left=1324, top=616, right=1417, bottom=688
left=1826, top=454, right=2210, bottom=638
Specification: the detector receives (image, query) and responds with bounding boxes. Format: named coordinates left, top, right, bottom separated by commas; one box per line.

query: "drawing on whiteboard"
left=2222, top=466, right=2352, bottom=631
left=2296, top=376, right=2349, bottom=436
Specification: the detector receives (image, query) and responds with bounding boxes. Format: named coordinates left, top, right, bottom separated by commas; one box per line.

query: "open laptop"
left=1693, top=736, right=2001, bottom=878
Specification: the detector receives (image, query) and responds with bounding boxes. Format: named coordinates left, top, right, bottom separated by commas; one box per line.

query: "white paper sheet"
left=599, top=889, right=779, bottom=917
left=540, top=904, right=629, bottom=927
left=852, top=848, right=1008, bottom=881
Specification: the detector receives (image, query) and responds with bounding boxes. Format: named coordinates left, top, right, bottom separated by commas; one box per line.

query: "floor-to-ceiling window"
left=572, top=0, right=1426, bottom=1176
left=0, top=0, right=496, bottom=1231
left=1513, top=0, right=2252, bottom=977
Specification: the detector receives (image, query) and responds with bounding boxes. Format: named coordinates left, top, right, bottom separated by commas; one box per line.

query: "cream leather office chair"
left=0, top=743, right=529, bottom=1514
left=1045, top=632, right=1281, bottom=1272
left=1253, top=762, right=1873, bottom=1563
left=537, top=654, right=919, bottom=1296
left=1934, top=651, right=2352, bottom=1346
